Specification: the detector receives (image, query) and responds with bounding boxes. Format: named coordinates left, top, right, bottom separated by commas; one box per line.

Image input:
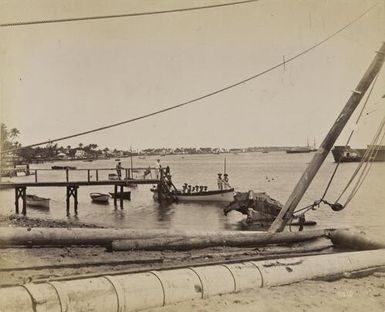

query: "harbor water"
left=0, top=152, right=384, bottom=231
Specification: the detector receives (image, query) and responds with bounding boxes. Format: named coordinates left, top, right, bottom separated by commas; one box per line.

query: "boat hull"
left=175, top=189, right=234, bottom=202
left=286, top=148, right=311, bottom=154
left=90, top=193, right=110, bottom=203
left=26, top=195, right=50, bottom=208
left=152, top=188, right=235, bottom=202
left=332, top=145, right=385, bottom=162
left=109, top=191, right=131, bottom=200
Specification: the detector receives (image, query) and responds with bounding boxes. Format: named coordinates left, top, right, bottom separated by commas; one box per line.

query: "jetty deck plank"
left=0, top=179, right=160, bottom=189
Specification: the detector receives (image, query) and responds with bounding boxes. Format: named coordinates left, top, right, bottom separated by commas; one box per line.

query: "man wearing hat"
left=223, top=173, right=231, bottom=189
left=155, top=159, right=161, bottom=179
left=217, top=173, right=223, bottom=190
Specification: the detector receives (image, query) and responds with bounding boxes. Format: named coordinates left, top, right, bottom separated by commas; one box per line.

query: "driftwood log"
left=111, top=230, right=330, bottom=251
left=328, top=229, right=385, bottom=250
left=0, top=227, right=330, bottom=248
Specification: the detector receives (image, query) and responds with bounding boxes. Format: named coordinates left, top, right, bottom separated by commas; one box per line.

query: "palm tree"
left=10, top=128, right=20, bottom=139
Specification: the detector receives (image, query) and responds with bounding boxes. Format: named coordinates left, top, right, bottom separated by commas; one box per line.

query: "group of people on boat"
left=217, top=173, right=231, bottom=190
left=181, top=184, right=208, bottom=194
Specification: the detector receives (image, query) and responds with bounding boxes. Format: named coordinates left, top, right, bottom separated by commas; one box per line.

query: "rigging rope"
left=0, top=0, right=261, bottom=27
left=1, top=3, right=377, bottom=154
left=338, top=116, right=385, bottom=207
left=292, top=70, right=382, bottom=218
left=320, top=74, right=379, bottom=201
left=345, top=131, right=385, bottom=205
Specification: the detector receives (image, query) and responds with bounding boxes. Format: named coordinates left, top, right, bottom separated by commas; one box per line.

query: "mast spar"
left=269, top=42, right=385, bottom=233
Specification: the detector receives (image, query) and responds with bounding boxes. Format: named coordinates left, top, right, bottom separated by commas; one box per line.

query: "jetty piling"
left=14, top=186, right=26, bottom=215
left=66, top=185, right=79, bottom=216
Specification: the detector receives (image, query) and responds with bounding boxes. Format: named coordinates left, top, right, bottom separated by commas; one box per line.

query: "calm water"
left=1, top=152, right=384, bottom=231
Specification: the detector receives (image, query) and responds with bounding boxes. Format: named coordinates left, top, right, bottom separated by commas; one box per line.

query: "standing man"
left=116, top=162, right=122, bottom=180
left=223, top=173, right=231, bottom=189
left=155, top=159, right=161, bottom=179
left=217, top=173, right=223, bottom=190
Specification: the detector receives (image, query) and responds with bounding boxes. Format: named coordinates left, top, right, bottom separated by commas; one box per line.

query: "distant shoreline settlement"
left=1, top=124, right=309, bottom=165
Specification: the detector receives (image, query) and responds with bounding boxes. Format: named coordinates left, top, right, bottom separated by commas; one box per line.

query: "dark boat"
left=109, top=191, right=131, bottom=200
left=286, top=147, right=312, bottom=154
left=51, top=166, right=76, bottom=170
left=331, top=145, right=385, bottom=162
left=26, top=194, right=50, bottom=209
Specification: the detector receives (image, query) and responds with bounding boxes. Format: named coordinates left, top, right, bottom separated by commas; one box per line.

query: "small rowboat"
left=26, top=195, right=50, bottom=209
left=108, top=173, right=119, bottom=180
left=90, top=192, right=110, bottom=203
left=109, top=191, right=131, bottom=200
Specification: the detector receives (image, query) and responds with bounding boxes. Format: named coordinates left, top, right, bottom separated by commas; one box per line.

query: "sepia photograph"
left=0, top=0, right=385, bottom=311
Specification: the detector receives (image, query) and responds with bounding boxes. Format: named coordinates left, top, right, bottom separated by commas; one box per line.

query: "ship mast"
left=269, top=42, right=385, bottom=233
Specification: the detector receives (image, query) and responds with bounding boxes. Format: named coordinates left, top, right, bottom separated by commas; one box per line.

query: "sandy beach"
left=146, top=274, right=385, bottom=312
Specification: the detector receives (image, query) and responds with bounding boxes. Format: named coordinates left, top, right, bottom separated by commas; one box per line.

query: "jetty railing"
left=25, top=167, right=158, bottom=183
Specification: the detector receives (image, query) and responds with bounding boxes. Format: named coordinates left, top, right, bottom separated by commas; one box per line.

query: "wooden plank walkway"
left=0, top=166, right=173, bottom=216
left=0, top=179, right=159, bottom=189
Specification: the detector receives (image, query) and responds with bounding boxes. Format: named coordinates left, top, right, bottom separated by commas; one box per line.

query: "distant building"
left=74, top=149, right=86, bottom=159
left=57, top=152, right=68, bottom=159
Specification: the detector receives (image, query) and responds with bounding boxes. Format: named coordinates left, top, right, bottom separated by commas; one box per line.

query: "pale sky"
left=1, top=0, right=384, bottom=150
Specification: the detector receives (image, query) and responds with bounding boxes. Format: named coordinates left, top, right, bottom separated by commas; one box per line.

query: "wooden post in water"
left=96, top=169, right=99, bottom=181
left=66, top=187, right=70, bottom=216
left=120, top=185, right=124, bottom=209
left=87, top=169, right=91, bottom=182
left=14, top=188, right=19, bottom=214
left=21, top=187, right=27, bottom=216
left=269, top=42, right=385, bottom=233
left=65, top=168, right=69, bottom=182
left=74, top=186, right=78, bottom=215
left=113, top=184, right=118, bottom=206
left=35, top=169, right=38, bottom=183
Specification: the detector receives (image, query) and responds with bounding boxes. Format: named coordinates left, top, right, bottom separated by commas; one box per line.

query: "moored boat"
left=90, top=192, right=110, bottom=203
left=109, top=191, right=131, bottom=200
left=26, top=195, right=50, bottom=209
left=331, top=145, right=385, bottom=162
left=175, top=188, right=234, bottom=202
left=286, top=147, right=312, bottom=154
left=51, top=166, right=76, bottom=170
left=108, top=173, right=119, bottom=180
left=152, top=187, right=234, bottom=202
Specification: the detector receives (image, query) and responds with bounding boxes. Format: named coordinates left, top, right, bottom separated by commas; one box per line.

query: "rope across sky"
left=1, top=0, right=261, bottom=27
left=1, top=3, right=378, bottom=153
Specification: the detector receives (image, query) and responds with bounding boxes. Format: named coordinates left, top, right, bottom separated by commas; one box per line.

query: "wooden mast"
left=269, top=42, right=385, bottom=233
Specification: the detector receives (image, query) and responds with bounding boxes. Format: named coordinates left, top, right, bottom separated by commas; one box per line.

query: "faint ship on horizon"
left=286, top=137, right=317, bottom=154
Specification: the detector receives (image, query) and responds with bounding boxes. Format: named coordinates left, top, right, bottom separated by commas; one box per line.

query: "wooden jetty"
left=0, top=166, right=177, bottom=216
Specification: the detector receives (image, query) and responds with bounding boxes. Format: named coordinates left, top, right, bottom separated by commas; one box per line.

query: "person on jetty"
left=223, top=173, right=231, bottom=189
left=217, top=173, right=223, bottom=190
left=155, top=159, right=161, bottom=179
left=116, top=162, right=122, bottom=180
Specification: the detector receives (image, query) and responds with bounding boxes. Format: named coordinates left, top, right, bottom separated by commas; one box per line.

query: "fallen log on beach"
left=0, top=227, right=330, bottom=247
left=328, top=229, right=385, bottom=250
left=111, top=230, right=330, bottom=251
